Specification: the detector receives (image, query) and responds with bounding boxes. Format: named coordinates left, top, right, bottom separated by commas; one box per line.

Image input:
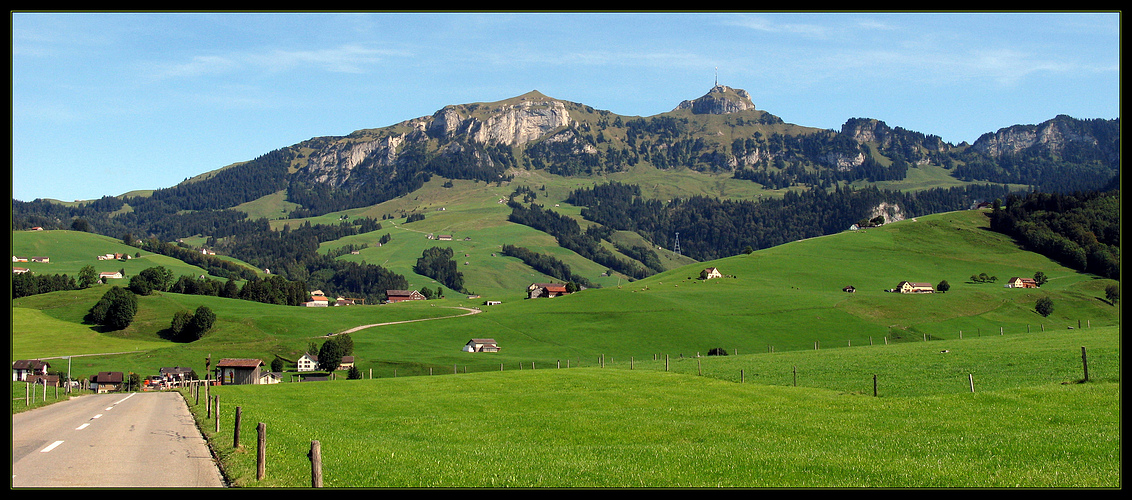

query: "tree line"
left=989, top=189, right=1120, bottom=280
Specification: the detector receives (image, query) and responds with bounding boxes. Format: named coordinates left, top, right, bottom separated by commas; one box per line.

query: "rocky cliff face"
left=674, top=85, right=756, bottom=114
left=970, top=114, right=1104, bottom=158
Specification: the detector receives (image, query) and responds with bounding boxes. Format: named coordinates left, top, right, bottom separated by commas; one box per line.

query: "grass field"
left=194, top=326, right=1119, bottom=488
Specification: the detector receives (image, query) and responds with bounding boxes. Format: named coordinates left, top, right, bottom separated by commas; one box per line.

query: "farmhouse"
left=91, top=372, right=124, bottom=393
left=339, top=356, right=355, bottom=370
left=700, top=267, right=723, bottom=280
left=12, top=256, right=28, bottom=262
left=216, top=358, right=265, bottom=385
left=99, top=271, right=123, bottom=280
left=464, top=339, right=500, bottom=353
left=386, top=290, right=426, bottom=303
left=297, top=353, right=319, bottom=372
left=13, top=267, right=30, bottom=274
left=528, top=283, right=569, bottom=299
left=303, top=295, right=330, bottom=307
left=1006, top=277, right=1038, bottom=289
left=897, top=281, right=935, bottom=294
left=12, top=359, right=50, bottom=381
left=30, top=256, right=50, bottom=263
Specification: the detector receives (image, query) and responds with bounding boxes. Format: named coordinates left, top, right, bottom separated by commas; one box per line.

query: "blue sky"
left=11, top=11, right=1120, bottom=202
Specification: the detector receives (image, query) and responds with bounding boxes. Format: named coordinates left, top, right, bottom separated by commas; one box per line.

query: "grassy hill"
left=10, top=206, right=1120, bottom=487
left=11, top=208, right=1117, bottom=379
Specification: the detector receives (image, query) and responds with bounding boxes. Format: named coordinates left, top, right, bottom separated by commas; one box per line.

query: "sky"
left=11, top=11, right=1121, bottom=202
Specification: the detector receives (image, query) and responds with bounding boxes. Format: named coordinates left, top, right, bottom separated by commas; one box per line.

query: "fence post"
left=793, top=366, right=797, bottom=387
left=969, top=374, right=975, bottom=393
left=310, top=440, right=323, bottom=487
left=257, top=423, right=266, bottom=481
left=234, top=406, right=242, bottom=448
left=1081, top=347, right=1090, bottom=382
left=873, top=374, right=878, bottom=397
left=214, top=395, right=220, bottom=433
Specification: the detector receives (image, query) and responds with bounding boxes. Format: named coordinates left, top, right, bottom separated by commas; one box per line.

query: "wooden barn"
left=217, top=358, right=265, bottom=385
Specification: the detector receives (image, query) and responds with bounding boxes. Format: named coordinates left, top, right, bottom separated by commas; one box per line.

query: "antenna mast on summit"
left=714, top=67, right=718, bottom=87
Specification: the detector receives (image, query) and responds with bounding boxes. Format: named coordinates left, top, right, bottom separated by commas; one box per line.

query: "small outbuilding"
left=464, top=339, right=500, bottom=353
left=217, top=358, right=265, bottom=385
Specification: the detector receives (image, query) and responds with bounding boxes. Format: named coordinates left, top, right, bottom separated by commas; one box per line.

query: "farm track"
left=333, top=307, right=482, bottom=336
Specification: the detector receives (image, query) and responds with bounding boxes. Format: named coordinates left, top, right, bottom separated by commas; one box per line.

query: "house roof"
left=94, top=372, right=124, bottom=383
left=341, top=356, right=354, bottom=363
left=12, top=359, right=49, bottom=370
left=531, top=283, right=567, bottom=292
left=217, top=358, right=264, bottom=368
left=386, top=290, right=420, bottom=296
left=160, top=366, right=194, bottom=376
left=468, top=338, right=498, bottom=344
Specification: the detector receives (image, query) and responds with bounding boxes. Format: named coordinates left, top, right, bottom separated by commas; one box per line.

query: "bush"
left=1035, top=297, right=1054, bottom=317
left=707, top=348, right=728, bottom=356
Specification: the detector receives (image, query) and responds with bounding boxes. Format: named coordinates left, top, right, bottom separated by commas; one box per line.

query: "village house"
left=386, top=290, right=426, bottom=303
left=528, top=283, right=568, bottom=299
left=297, top=353, right=319, bottom=372
left=338, top=356, right=355, bottom=370
left=1005, top=277, right=1039, bottom=289
left=13, top=267, right=30, bottom=274
left=91, top=372, right=124, bottom=393
left=897, top=281, right=935, bottom=294
left=12, top=359, right=50, bottom=381
left=159, top=366, right=194, bottom=386
left=259, top=371, right=283, bottom=384
left=464, top=339, right=500, bottom=353
left=700, top=267, right=723, bottom=280
left=12, top=256, right=28, bottom=262
left=30, top=256, right=50, bottom=263
left=216, top=358, right=265, bottom=385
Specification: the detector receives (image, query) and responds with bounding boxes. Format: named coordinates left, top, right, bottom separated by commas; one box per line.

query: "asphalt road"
left=11, top=391, right=225, bottom=488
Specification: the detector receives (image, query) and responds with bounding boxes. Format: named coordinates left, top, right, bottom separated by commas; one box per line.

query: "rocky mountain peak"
left=674, top=85, right=756, bottom=115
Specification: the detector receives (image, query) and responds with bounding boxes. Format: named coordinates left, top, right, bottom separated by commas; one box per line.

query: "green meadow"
left=10, top=207, right=1121, bottom=487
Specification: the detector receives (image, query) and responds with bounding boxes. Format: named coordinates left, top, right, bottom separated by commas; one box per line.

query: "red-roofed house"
left=527, top=283, right=569, bottom=299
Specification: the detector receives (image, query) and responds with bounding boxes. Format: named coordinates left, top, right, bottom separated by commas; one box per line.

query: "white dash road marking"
left=41, top=441, right=64, bottom=453
left=76, top=423, right=90, bottom=430
left=93, top=414, right=103, bottom=419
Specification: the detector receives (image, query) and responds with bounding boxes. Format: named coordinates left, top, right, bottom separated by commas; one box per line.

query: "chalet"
left=897, top=281, right=935, bottom=294
left=13, top=267, right=30, bottom=274
left=28, top=374, right=61, bottom=387
left=335, top=297, right=357, bottom=306
left=1006, top=277, right=1038, bottom=289
left=12, top=359, right=50, bottom=381
left=99, top=271, right=123, bottom=280
left=304, top=295, right=330, bottom=307
left=464, top=339, right=500, bottom=353
left=700, top=267, right=723, bottom=280
left=528, top=283, right=568, bottom=299
left=91, top=372, right=124, bottom=393
left=12, top=256, right=28, bottom=262
left=338, top=356, right=355, bottom=370
left=216, top=358, right=265, bottom=385
left=438, top=235, right=453, bottom=241
left=386, top=290, right=426, bottom=303
left=297, top=353, right=319, bottom=372
left=30, top=256, right=50, bottom=263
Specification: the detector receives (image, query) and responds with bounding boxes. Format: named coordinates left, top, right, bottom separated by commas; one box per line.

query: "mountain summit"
left=674, top=85, right=756, bottom=114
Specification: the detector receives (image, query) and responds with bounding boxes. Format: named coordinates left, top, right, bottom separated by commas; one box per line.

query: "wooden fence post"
left=873, top=374, right=877, bottom=397
left=234, top=406, right=242, bottom=448
left=1081, top=347, right=1090, bottom=382
left=214, top=395, right=220, bottom=433
left=969, top=374, right=975, bottom=393
left=309, top=440, right=323, bottom=487
left=793, top=366, right=797, bottom=387
left=257, top=423, right=266, bottom=481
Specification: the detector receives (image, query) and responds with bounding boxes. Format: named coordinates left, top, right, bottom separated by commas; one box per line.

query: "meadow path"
left=333, top=306, right=482, bottom=335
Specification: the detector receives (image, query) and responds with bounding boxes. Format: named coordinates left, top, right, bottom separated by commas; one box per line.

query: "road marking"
left=41, top=441, right=64, bottom=453
left=76, top=423, right=90, bottom=430
left=93, top=414, right=103, bottom=419
left=113, top=393, right=136, bottom=405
